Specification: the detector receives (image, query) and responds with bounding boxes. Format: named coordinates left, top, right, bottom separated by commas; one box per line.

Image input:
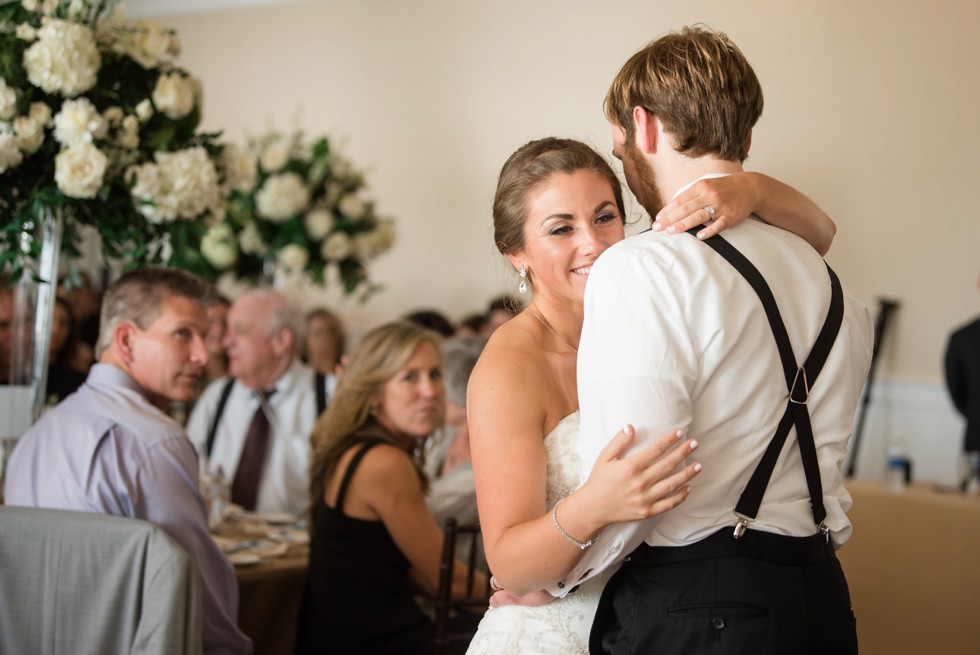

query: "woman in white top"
left=466, top=137, right=835, bottom=654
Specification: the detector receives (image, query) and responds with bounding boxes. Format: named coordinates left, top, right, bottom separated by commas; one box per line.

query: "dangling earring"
left=518, top=265, right=528, bottom=294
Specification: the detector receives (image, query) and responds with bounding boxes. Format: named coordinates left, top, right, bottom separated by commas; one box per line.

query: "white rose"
left=21, top=1, right=38, bottom=12
left=151, top=72, right=195, bottom=120
left=116, top=115, right=139, bottom=149
left=121, top=20, right=175, bottom=69
left=220, top=144, right=257, bottom=193
left=28, top=101, right=52, bottom=126
left=200, top=222, right=238, bottom=270
left=135, top=98, right=154, bottom=122
left=304, top=208, right=334, bottom=240
left=0, top=132, right=24, bottom=173
left=277, top=244, right=309, bottom=273
left=320, top=231, right=352, bottom=261
left=260, top=142, right=289, bottom=173
left=338, top=193, right=365, bottom=219
left=356, top=221, right=396, bottom=259
left=53, top=97, right=108, bottom=147
left=14, top=115, right=45, bottom=153
left=55, top=143, right=107, bottom=199
left=23, top=18, right=101, bottom=97
left=238, top=221, right=267, bottom=256
left=0, top=79, right=17, bottom=120
left=103, top=106, right=124, bottom=126
left=255, top=172, right=311, bottom=222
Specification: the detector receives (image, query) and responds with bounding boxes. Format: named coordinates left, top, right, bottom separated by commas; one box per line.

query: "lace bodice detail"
left=544, top=412, right=584, bottom=507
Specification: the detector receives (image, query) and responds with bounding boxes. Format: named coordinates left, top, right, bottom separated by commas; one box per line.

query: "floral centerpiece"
left=0, top=0, right=226, bottom=279
left=195, top=129, right=396, bottom=299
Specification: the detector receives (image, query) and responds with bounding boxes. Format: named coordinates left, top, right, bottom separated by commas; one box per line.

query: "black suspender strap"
left=315, top=372, right=328, bottom=416
left=206, top=372, right=331, bottom=457
left=687, top=227, right=844, bottom=537
left=206, top=378, right=237, bottom=458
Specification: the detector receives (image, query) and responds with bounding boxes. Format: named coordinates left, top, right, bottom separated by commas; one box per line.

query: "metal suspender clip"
left=819, top=522, right=830, bottom=544
left=790, top=366, right=810, bottom=405
left=733, top=514, right=752, bottom=539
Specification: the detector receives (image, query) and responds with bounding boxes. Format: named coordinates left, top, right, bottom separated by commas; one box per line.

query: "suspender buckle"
left=819, top=522, right=830, bottom=544
left=733, top=516, right=752, bottom=539
left=790, top=366, right=810, bottom=405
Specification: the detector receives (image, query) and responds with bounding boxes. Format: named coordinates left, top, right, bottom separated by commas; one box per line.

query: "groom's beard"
left=625, top=142, right=666, bottom=221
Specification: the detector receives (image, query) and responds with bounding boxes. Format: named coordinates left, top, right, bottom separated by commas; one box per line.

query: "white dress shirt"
left=549, top=191, right=873, bottom=595
left=187, top=359, right=336, bottom=516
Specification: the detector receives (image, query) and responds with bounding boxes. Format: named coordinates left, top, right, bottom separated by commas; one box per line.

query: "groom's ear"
left=632, top=106, right=658, bottom=155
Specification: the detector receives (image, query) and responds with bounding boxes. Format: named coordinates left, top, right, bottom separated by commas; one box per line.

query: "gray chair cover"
left=0, top=506, right=203, bottom=655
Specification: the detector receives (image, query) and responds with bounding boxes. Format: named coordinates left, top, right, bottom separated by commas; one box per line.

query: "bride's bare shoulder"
left=471, top=315, right=550, bottom=386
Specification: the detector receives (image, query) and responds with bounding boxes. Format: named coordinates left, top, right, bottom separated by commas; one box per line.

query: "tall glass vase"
left=1, top=205, right=63, bottom=495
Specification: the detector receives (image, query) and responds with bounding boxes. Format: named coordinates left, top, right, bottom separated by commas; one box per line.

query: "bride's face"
left=508, top=169, right=625, bottom=305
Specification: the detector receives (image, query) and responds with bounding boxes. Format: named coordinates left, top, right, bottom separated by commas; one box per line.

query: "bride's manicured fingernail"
left=652, top=221, right=663, bottom=232
left=693, top=462, right=703, bottom=472
left=675, top=430, right=685, bottom=440
left=689, top=440, right=699, bottom=451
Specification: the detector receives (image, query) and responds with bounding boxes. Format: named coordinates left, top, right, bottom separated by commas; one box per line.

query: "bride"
left=465, top=137, right=834, bottom=653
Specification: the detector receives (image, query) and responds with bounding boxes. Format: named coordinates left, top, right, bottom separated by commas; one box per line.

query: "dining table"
left=211, top=511, right=310, bottom=655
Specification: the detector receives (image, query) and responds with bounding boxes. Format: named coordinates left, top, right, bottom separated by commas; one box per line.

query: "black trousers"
left=589, top=528, right=858, bottom=655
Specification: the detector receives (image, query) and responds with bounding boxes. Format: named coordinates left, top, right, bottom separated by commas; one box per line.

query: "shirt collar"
left=671, top=172, right=732, bottom=201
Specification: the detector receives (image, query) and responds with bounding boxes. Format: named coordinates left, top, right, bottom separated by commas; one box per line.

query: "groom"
left=566, top=26, right=873, bottom=654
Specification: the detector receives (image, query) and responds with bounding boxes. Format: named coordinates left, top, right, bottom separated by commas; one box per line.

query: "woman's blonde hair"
left=308, top=321, right=443, bottom=509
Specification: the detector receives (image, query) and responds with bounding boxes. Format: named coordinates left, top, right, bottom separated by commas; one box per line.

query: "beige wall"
left=152, top=0, right=979, bottom=384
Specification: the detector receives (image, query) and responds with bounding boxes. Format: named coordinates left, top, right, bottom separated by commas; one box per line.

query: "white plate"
left=228, top=553, right=261, bottom=567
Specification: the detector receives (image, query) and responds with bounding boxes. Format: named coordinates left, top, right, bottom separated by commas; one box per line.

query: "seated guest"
left=483, top=295, right=520, bottom=335
left=203, top=293, right=231, bottom=388
left=295, top=321, right=485, bottom=655
left=45, top=296, right=87, bottom=403
left=302, top=306, right=346, bottom=376
left=427, top=335, right=486, bottom=526
left=405, top=308, right=456, bottom=337
left=187, top=288, right=336, bottom=516
left=455, top=313, right=487, bottom=337
left=3, top=267, right=251, bottom=655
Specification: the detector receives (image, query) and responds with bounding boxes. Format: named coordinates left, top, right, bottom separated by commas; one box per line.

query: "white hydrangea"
left=255, top=172, right=310, bottom=222
left=14, top=115, right=45, bottom=154
left=55, top=143, right=107, bottom=199
left=53, top=97, right=108, bottom=147
left=303, top=208, right=334, bottom=240
left=151, top=72, right=195, bottom=120
left=338, top=193, right=365, bottom=220
left=23, top=18, right=101, bottom=97
left=129, top=146, right=219, bottom=223
left=238, top=221, right=267, bottom=255
left=0, top=131, right=25, bottom=173
left=220, top=144, right=257, bottom=193
left=0, top=78, right=17, bottom=120
left=200, top=222, right=238, bottom=270
left=320, top=231, right=352, bottom=261
left=15, top=23, right=37, bottom=42
left=277, top=244, right=309, bottom=273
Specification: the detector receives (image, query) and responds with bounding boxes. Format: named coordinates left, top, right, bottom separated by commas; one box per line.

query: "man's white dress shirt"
left=187, top=359, right=335, bottom=516
left=549, top=189, right=873, bottom=595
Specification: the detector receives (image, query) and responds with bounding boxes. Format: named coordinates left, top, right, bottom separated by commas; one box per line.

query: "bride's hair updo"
left=492, top=137, right=627, bottom=257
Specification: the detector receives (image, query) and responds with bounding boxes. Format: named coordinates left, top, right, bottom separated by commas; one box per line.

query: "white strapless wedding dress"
left=466, top=412, right=614, bottom=654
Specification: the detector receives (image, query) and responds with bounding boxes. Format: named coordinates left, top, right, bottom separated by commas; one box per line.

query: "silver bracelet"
left=551, top=496, right=598, bottom=550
